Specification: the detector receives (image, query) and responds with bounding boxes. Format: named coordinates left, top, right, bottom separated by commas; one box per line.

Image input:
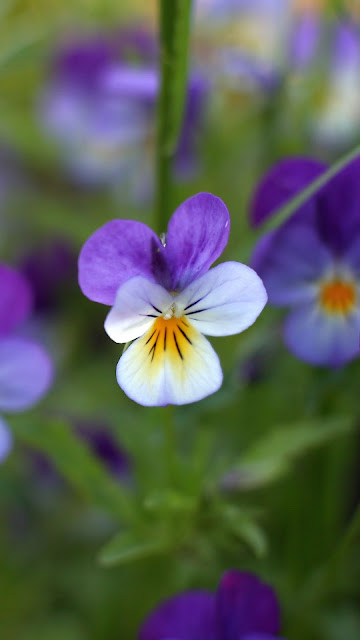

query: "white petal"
left=0, top=417, right=12, bottom=463
left=116, top=316, right=223, bottom=406
left=105, top=277, right=174, bottom=343
left=284, top=303, right=360, bottom=367
left=175, top=261, right=267, bottom=336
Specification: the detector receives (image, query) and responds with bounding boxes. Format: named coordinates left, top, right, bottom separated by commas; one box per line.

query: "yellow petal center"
left=145, top=316, right=195, bottom=367
left=319, top=279, right=356, bottom=315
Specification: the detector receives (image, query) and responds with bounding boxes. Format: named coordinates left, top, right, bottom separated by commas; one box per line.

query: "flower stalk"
left=155, top=0, right=193, bottom=234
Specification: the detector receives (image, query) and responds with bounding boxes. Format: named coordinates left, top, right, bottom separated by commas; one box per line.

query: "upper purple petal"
left=53, top=36, right=115, bottom=91
left=316, top=157, right=360, bottom=255
left=251, top=210, right=332, bottom=306
left=165, top=193, right=230, bottom=291
left=0, top=263, right=33, bottom=337
left=0, top=417, right=13, bottom=463
left=139, top=591, right=216, bottom=640
left=250, top=157, right=327, bottom=227
left=0, top=337, right=53, bottom=412
left=78, top=220, right=164, bottom=305
left=215, top=571, right=281, bottom=640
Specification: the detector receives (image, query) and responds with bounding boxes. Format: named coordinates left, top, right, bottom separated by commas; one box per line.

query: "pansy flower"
left=311, top=21, right=360, bottom=146
left=39, top=31, right=207, bottom=197
left=251, top=156, right=360, bottom=367
left=288, top=16, right=360, bottom=147
left=0, top=263, right=53, bottom=463
left=194, top=0, right=291, bottom=98
left=139, top=569, right=284, bottom=640
left=79, top=193, right=267, bottom=406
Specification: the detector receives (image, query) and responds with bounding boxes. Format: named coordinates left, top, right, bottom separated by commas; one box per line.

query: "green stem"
left=155, top=0, right=193, bottom=234
left=262, top=143, right=360, bottom=233
left=298, top=498, right=360, bottom=608
left=162, top=405, right=176, bottom=485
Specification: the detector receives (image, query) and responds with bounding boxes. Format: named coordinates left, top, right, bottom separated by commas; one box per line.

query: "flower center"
left=145, top=316, right=195, bottom=365
left=319, top=279, right=356, bottom=315
left=163, top=302, right=176, bottom=320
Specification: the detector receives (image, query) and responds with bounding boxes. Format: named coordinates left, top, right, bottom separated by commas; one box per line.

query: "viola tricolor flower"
left=251, top=156, right=360, bottom=367
left=79, top=193, right=267, bottom=406
left=311, top=21, right=360, bottom=146
left=194, top=0, right=291, bottom=97
left=39, top=31, right=207, bottom=196
left=139, top=569, right=284, bottom=640
left=0, top=263, right=53, bottom=462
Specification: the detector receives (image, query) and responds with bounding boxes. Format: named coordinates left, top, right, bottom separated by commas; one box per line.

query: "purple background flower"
left=39, top=29, right=208, bottom=195
left=0, top=263, right=54, bottom=462
left=139, top=569, right=282, bottom=640
left=251, top=156, right=360, bottom=367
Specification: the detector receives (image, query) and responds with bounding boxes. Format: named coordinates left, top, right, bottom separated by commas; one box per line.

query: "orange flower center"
left=319, top=279, right=356, bottom=315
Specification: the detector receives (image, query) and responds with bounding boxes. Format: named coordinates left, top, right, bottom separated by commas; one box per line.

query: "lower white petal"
left=116, top=316, right=223, bottom=406
left=175, top=261, right=267, bottom=336
left=105, top=277, right=174, bottom=343
left=284, top=303, right=360, bottom=367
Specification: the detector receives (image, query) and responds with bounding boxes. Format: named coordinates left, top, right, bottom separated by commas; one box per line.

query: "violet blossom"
left=78, top=193, right=267, bottom=406
left=139, top=569, right=284, bottom=640
left=39, top=31, right=207, bottom=197
left=0, top=263, right=53, bottom=463
left=194, top=0, right=292, bottom=97
left=251, top=156, right=360, bottom=367
left=310, top=21, right=360, bottom=146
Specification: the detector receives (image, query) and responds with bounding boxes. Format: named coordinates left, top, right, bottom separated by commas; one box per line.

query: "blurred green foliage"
left=0, top=1, right=360, bottom=639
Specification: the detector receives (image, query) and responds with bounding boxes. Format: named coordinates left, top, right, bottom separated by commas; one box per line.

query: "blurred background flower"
left=1, top=1, right=360, bottom=639
left=38, top=28, right=208, bottom=202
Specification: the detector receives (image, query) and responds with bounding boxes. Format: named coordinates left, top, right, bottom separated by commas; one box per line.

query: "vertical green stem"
left=155, top=0, right=193, bottom=234
left=162, top=405, right=176, bottom=485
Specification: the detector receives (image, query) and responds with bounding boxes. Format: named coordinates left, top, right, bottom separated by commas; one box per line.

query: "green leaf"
left=221, top=416, right=354, bottom=490
left=11, top=416, right=135, bottom=525
left=262, top=145, right=360, bottom=233
left=223, top=506, right=268, bottom=557
left=98, top=530, right=169, bottom=567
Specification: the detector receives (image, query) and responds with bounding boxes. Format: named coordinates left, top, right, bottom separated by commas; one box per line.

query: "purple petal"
left=332, top=22, right=360, bottom=71
left=174, top=72, right=209, bottom=179
left=251, top=211, right=332, bottom=306
left=0, top=263, right=32, bottom=337
left=53, top=36, right=114, bottom=91
left=316, top=157, right=360, bottom=255
left=217, top=49, right=279, bottom=93
left=101, top=65, right=159, bottom=102
left=283, top=303, right=360, bottom=367
left=290, top=13, right=320, bottom=70
left=243, top=635, right=284, bottom=640
left=250, top=157, right=327, bottom=227
left=78, top=220, right=164, bottom=305
left=0, top=417, right=13, bottom=463
left=21, top=240, right=76, bottom=312
left=139, top=591, right=216, bottom=640
left=0, top=337, right=53, bottom=412
left=165, top=193, right=230, bottom=291
left=75, top=422, right=130, bottom=479
left=215, top=570, right=281, bottom=639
